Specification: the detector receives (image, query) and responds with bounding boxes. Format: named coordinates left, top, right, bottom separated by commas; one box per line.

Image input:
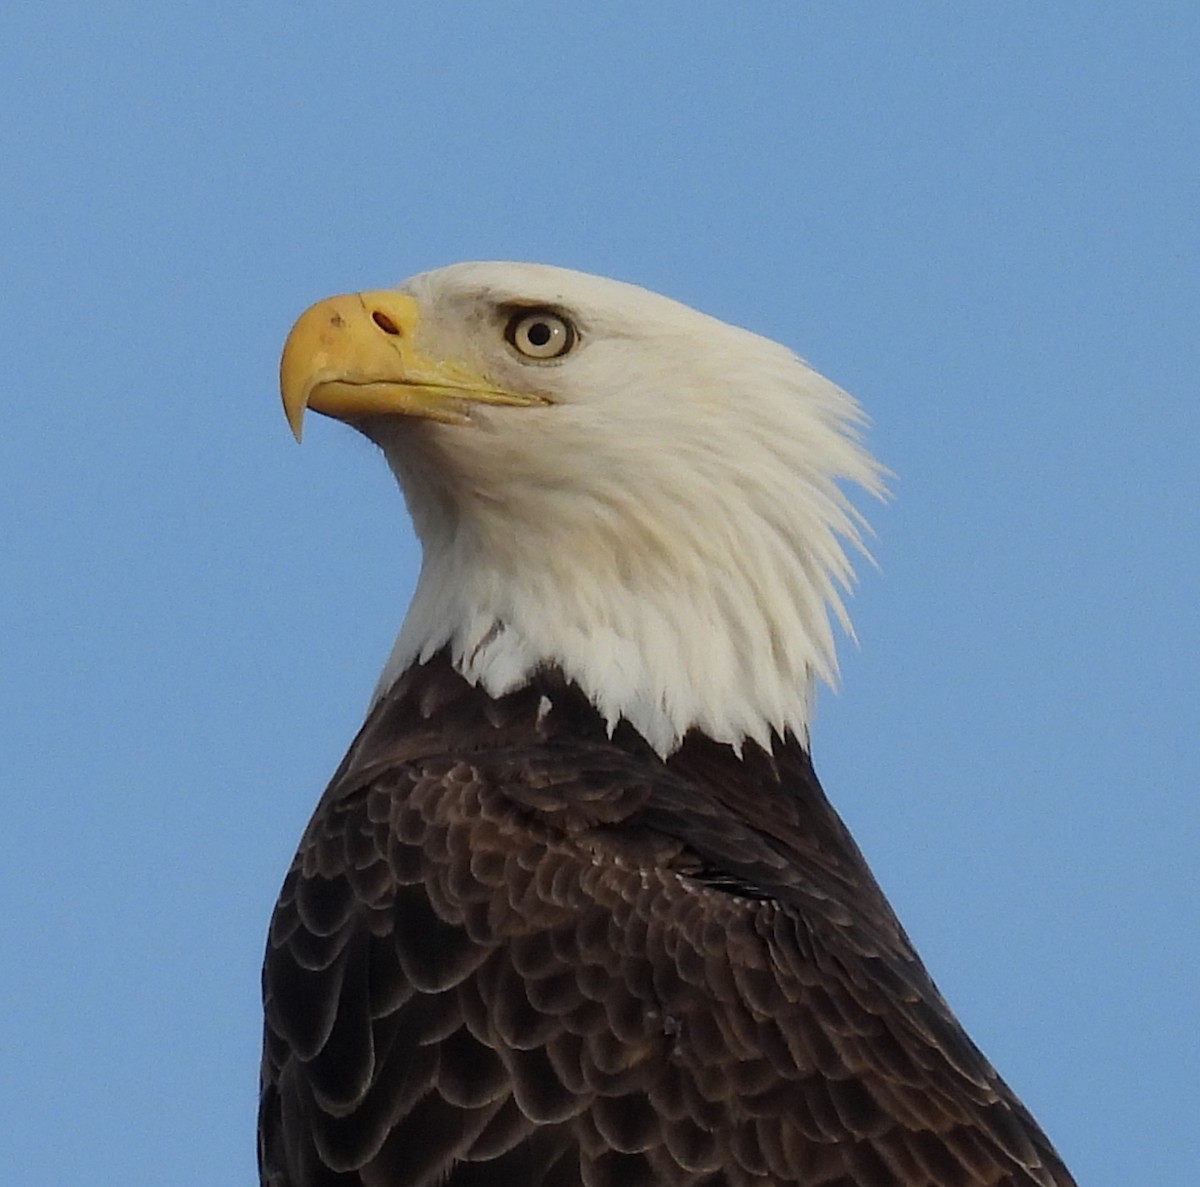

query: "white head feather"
left=364, top=262, right=884, bottom=757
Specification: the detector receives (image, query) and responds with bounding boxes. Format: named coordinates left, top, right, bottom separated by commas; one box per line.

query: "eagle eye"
left=505, top=309, right=575, bottom=360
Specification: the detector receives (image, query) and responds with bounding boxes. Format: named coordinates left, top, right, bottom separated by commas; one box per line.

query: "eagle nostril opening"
left=372, top=311, right=401, bottom=335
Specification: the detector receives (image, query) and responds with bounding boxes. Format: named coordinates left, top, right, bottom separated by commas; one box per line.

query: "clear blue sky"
left=2, top=5, right=1196, bottom=1185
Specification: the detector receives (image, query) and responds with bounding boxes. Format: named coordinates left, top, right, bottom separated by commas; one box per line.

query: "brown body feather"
left=260, top=654, right=1076, bottom=1187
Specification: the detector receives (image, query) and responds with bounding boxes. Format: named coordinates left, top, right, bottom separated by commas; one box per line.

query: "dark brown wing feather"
left=260, top=655, right=1077, bottom=1187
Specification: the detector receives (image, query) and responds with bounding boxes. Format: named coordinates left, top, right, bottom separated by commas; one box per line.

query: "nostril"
left=372, top=311, right=401, bottom=335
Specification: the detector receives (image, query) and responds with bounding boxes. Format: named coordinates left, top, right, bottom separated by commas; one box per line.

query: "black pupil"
left=526, top=320, right=552, bottom=347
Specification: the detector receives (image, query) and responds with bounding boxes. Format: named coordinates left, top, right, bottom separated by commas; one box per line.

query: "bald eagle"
left=262, top=263, right=1077, bottom=1187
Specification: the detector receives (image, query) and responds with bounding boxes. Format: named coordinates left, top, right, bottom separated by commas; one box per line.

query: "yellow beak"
left=279, top=290, right=546, bottom=441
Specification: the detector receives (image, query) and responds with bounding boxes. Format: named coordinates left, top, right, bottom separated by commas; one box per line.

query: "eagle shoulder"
left=259, top=656, right=1075, bottom=1187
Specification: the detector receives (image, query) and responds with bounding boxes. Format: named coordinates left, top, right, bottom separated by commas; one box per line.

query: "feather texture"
left=259, top=655, right=1076, bottom=1187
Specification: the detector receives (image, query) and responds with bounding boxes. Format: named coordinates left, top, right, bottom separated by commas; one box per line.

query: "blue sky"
left=2, top=5, right=1196, bottom=1185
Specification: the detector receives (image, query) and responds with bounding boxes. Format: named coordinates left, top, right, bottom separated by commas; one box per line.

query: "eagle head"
left=280, top=262, right=883, bottom=755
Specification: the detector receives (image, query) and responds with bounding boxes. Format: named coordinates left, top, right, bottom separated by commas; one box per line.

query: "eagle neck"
left=374, top=507, right=833, bottom=760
